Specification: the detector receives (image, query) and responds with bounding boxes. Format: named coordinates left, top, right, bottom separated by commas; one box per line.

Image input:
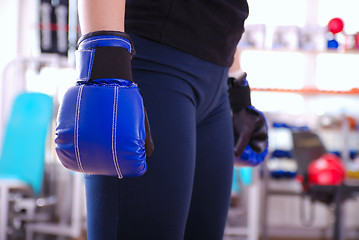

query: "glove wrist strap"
left=228, top=77, right=251, bottom=112
left=76, top=31, right=134, bottom=83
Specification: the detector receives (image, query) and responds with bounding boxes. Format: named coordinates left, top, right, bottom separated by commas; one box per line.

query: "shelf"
left=241, top=47, right=359, bottom=55
left=252, top=87, right=359, bottom=95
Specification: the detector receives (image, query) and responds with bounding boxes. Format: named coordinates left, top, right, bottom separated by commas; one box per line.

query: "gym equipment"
left=292, top=130, right=359, bottom=240
left=0, top=92, right=53, bottom=240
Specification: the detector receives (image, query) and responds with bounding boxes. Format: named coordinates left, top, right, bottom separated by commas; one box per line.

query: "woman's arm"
left=229, top=48, right=246, bottom=80
left=229, top=47, right=241, bottom=73
left=78, top=0, right=126, bottom=34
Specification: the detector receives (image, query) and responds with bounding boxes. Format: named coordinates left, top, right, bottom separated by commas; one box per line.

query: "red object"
left=355, top=32, right=359, bottom=49
left=328, top=18, right=344, bottom=34
left=307, top=153, right=346, bottom=186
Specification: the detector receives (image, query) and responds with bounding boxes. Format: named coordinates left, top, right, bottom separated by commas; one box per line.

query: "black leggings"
left=84, top=35, right=234, bottom=240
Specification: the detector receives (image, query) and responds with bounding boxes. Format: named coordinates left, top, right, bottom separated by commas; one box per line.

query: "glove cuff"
left=228, top=76, right=251, bottom=112
left=78, top=31, right=135, bottom=56
left=76, top=31, right=134, bottom=83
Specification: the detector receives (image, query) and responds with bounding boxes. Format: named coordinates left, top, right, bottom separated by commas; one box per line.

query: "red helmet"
left=307, top=153, right=346, bottom=186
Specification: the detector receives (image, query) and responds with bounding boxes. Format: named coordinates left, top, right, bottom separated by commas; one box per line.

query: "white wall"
left=0, top=0, right=21, bottom=147
left=0, top=0, right=47, bottom=148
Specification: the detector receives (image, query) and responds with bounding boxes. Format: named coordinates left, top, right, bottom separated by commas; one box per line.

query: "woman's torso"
left=125, top=0, right=249, bottom=67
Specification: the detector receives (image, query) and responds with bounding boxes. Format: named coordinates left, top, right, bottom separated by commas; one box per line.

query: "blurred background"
left=0, top=0, right=359, bottom=239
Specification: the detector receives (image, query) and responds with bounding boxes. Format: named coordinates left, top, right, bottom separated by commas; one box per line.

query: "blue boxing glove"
left=228, top=72, right=268, bottom=166
left=55, top=31, right=154, bottom=178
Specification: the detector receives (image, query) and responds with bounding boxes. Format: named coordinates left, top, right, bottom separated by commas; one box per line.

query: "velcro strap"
left=76, top=46, right=133, bottom=82
left=228, top=84, right=251, bottom=112
left=76, top=49, right=94, bottom=81
left=78, top=31, right=134, bottom=57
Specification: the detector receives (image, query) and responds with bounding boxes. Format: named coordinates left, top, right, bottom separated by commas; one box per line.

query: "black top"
left=125, top=0, right=249, bottom=67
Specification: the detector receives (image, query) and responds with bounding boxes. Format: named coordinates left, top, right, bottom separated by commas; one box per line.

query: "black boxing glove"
left=228, top=72, right=268, bottom=166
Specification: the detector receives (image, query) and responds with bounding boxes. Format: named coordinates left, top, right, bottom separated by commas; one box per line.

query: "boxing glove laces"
left=55, top=31, right=154, bottom=178
left=228, top=72, right=268, bottom=166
